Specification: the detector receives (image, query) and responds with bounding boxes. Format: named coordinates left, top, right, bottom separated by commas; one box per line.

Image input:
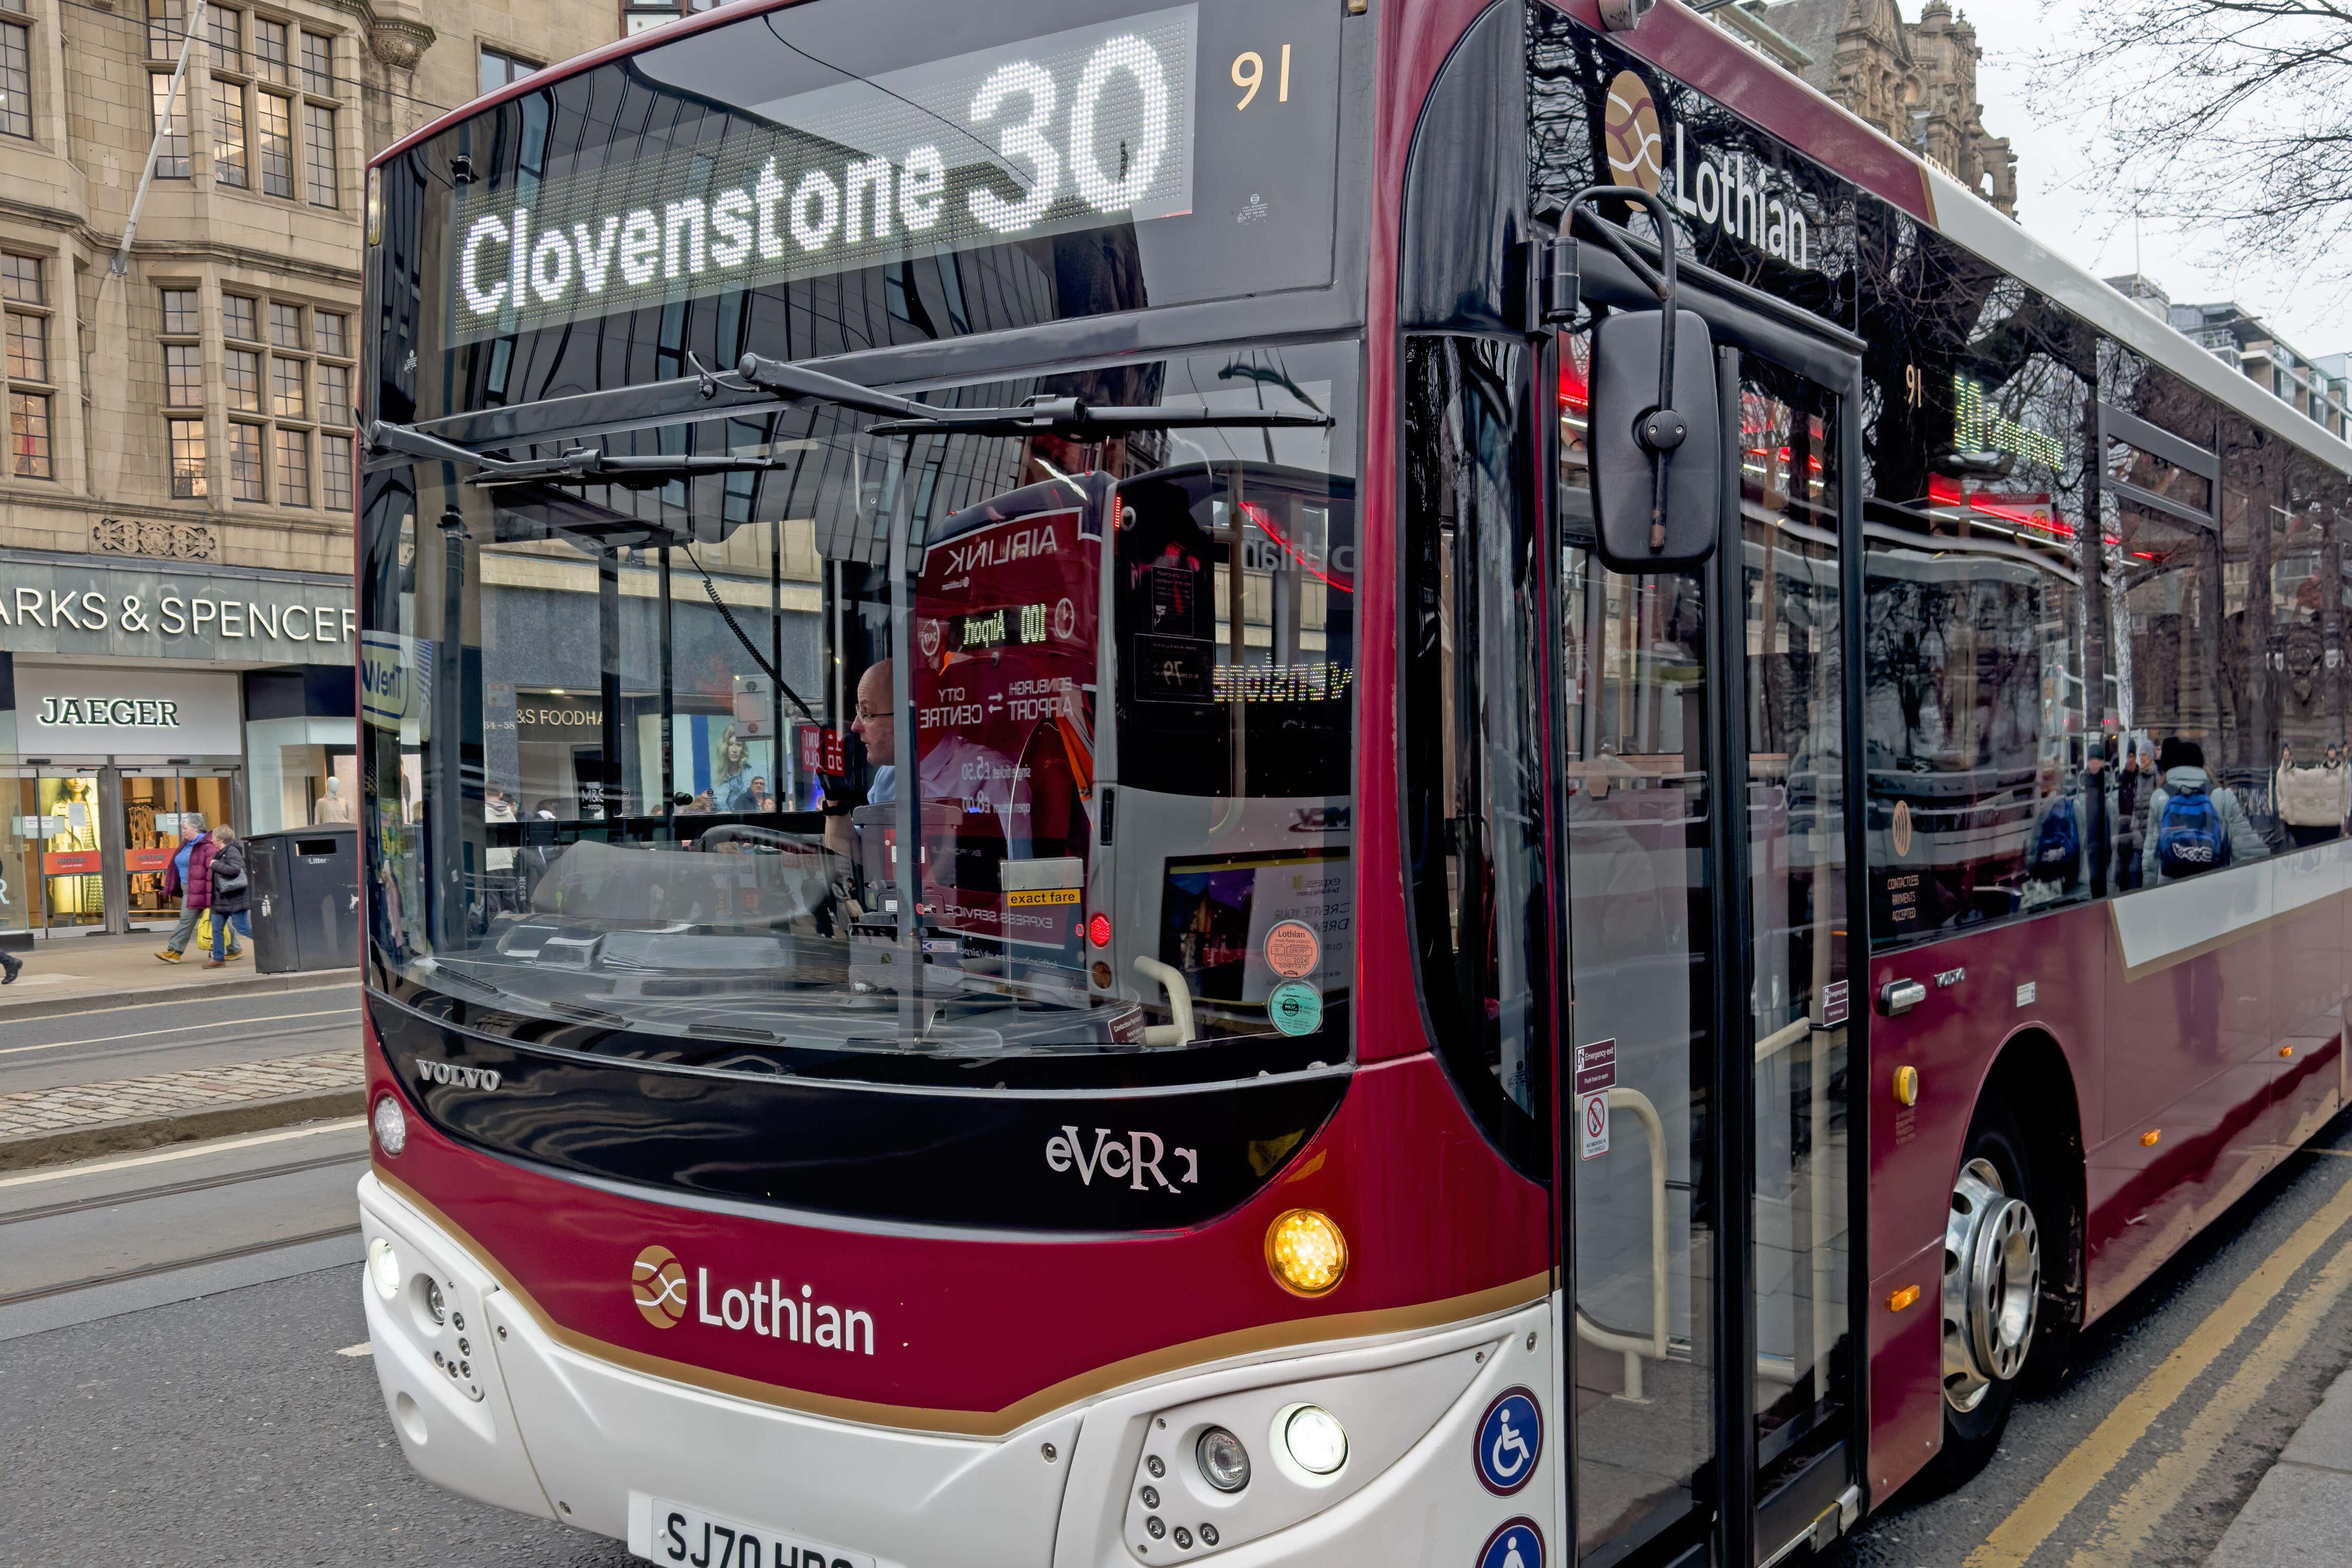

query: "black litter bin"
left=246, top=826, right=360, bottom=973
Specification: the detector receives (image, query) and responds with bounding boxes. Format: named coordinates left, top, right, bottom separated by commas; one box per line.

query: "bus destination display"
left=451, top=6, right=1200, bottom=341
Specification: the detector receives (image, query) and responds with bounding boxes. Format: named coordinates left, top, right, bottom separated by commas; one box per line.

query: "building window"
left=211, top=293, right=348, bottom=512
left=299, top=29, right=332, bottom=93
left=255, top=16, right=288, bottom=83
left=624, top=0, right=723, bottom=33
left=211, top=78, right=246, bottom=187
left=204, top=4, right=241, bottom=69
left=168, top=418, right=206, bottom=497
left=479, top=45, right=539, bottom=94
left=163, top=342, right=202, bottom=405
left=4, top=252, right=51, bottom=480
left=317, top=359, right=349, bottom=426
left=256, top=89, right=293, bottom=198
left=228, top=420, right=263, bottom=502
left=149, top=73, right=190, bottom=178
left=270, top=353, right=304, bottom=418
left=0, top=16, right=30, bottom=140
left=157, top=280, right=202, bottom=495
left=275, top=426, right=308, bottom=505
left=146, top=0, right=185, bottom=59
left=321, top=429, right=350, bottom=511
left=223, top=346, right=259, bottom=411
left=302, top=101, right=335, bottom=206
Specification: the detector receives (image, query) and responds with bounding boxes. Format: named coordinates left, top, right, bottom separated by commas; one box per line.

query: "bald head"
left=853, top=661, right=895, bottom=767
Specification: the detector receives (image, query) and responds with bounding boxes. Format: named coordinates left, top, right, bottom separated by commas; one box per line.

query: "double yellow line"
left=1965, top=1155, right=2352, bottom=1567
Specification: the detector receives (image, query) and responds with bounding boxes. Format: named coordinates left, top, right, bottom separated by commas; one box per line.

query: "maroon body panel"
left=1866, top=890, right=2348, bottom=1496
left=366, top=1027, right=1550, bottom=1435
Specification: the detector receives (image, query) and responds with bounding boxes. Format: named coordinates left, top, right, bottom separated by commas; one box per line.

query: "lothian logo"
left=626, top=1242, right=877, bottom=1355
left=632, top=1245, right=690, bottom=1328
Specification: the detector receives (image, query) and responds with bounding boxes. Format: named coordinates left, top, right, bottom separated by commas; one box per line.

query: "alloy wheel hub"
left=1942, top=1156, right=2039, bottom=1413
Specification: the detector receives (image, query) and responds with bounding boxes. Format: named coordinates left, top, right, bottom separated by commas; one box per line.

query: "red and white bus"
left=351, top=0, right=2352, bottom=1562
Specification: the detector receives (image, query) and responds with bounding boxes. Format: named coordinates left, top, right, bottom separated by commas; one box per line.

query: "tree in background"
left=2035, top=0, right=2352, bottom=284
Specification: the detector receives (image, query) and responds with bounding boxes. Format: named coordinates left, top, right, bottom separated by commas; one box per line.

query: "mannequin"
left=313, top=775, right=355, bottom=824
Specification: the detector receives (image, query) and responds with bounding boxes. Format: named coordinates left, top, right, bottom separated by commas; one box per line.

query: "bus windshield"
left=356, top=342, right=1358, bottom=1076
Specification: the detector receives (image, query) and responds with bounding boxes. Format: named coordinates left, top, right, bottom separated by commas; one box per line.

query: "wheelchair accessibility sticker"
left=1477, top=1518, right=1544, bottom=1568
left=1474, top=1387, right=1542, bottom=1495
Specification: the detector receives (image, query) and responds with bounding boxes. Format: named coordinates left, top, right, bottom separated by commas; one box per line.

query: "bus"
left=350, top=0, right=2352, bottom=1562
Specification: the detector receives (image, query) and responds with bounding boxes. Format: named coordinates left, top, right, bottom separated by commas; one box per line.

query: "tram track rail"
left=0, top=1223, right=360, bottom=1308
left=0, top=1149, right=369, bottom=1228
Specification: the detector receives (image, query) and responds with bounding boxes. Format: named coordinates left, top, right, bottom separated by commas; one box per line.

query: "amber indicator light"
left=2141, top=1129, right=2162, bottom=1147
left=1887, top=1285, right=1922, bottom=1313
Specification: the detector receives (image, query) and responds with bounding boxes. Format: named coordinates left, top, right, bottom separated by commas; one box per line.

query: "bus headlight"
left=1279, top=1404, right=1348, bottom=1475
left=368, top=1236, right=400, bottom=1299
left=372, top=1094, right=408, bottom=1157
left=1196, top=1426, right=1251, bottom=1493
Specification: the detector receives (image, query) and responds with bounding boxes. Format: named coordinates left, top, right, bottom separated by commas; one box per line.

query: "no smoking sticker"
left=1264, top=920, right=1320, bottom=979
left=1579, top=1091, right=1610, bottom=1160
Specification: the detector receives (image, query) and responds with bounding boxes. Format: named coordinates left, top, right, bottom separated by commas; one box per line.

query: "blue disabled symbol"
left=1478, top=1518, right=1544, bottom=1568
left=1474, top=1387, right=1542, bottom=1495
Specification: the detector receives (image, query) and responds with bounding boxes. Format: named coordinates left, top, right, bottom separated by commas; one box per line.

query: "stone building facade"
left=0, top=0, right=700, bottom=937
left=1733, top=0, right=2018, bottom=215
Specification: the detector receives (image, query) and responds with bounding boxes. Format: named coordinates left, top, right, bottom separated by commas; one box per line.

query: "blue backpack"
left=2033, top=797, right=2081, bottom=884
left=2156, top=785, right=2229, bottom=877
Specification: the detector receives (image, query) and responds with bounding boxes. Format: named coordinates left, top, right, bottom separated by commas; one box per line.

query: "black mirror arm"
left=1567, top=185, right=1687, bottom=554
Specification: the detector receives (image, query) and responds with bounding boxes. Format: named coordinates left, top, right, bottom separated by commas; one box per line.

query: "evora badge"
left=633, top=1245, right=690, bottom=1329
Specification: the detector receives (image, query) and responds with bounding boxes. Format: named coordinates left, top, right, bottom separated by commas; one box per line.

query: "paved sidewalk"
left=0, top=931, right=357, bottom=1022
left=0, top=1046, right=364, bottom=1170
left=2209, top=1366, right=2352, bottom=1562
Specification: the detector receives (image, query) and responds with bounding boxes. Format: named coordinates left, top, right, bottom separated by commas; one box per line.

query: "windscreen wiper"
left=733, top=353, right=1333, bottom=437
left=366, top=419, right=792, bottom=488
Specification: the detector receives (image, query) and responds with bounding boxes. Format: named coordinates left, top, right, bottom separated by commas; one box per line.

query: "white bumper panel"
left=358, top=1174, right=558, bottom=1521
left=361, top=1175, right=1560, bottom=1567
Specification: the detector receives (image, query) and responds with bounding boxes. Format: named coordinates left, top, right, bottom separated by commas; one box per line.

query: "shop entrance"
left=2, top=765, right=242, bottom=936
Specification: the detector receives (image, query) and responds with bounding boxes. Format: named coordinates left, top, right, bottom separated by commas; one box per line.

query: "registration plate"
left=641, top=1497, right=876, bottom=1568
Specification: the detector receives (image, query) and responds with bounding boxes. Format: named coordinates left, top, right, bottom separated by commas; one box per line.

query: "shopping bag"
left=195, top=909, right=214, bottom=950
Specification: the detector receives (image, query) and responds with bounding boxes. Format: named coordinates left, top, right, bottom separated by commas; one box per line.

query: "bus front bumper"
left=357, top=1173, right=1556, bottom=1567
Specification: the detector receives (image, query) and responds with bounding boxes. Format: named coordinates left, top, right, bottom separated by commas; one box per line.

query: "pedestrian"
left=0, top=942, right=18, bottom=984
left=155, top=813, right=238, bottom=963
left=747, top=775, right=773, bottom=812
left=2144, top=736, right=2268, bottom=883
left=205, top=824, right=254, bottom=969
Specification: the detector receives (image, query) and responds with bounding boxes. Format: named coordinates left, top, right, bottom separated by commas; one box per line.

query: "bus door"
left=1555, top=297, right=1864, bottom=1568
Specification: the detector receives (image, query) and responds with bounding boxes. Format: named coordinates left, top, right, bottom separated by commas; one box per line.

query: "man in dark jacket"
left=204, top=826, right=253, bottom=968
left=156, top=816, right=239, bottom=963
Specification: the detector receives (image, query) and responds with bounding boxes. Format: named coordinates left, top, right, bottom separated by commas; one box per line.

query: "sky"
left=1952, top=0, right=2352, bottom=355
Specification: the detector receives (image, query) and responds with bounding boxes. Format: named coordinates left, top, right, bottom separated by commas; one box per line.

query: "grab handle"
left=1132, top=957, right=1196, bottom=1047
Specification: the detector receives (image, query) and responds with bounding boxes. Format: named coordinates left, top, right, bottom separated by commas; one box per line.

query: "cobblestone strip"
left=0, top=1048, right=363, bottom=1141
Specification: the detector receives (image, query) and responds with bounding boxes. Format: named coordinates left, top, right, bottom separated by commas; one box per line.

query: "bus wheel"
left=1924, top=1097, right=2041, bottom=1490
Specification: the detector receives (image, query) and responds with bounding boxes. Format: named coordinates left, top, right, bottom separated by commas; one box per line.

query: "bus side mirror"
left=1589, top=307, right=1719, bottom=572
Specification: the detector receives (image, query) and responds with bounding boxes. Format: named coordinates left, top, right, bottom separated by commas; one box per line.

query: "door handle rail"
left=1575, top=1084, right=1669, bottom=1400
left=1879, top=978, right=1926, bottom=1016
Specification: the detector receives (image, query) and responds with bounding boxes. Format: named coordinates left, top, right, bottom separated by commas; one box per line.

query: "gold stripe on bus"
left=373, top=1169, right=1548, bottom=1438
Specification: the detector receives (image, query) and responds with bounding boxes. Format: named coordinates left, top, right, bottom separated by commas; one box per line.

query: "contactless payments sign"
left=450, top=7, right=1198, bottom=344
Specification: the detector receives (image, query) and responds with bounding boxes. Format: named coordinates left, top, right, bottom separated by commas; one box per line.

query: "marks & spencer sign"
left=0, top=561, right=354, bottom=661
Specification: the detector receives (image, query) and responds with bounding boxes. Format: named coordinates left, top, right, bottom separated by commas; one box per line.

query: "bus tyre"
left=1922, top=1096, right=2041, bottom=1491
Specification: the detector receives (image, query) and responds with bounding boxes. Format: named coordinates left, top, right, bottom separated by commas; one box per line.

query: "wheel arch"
left=1978, top=1025, right=2088, bottom=1338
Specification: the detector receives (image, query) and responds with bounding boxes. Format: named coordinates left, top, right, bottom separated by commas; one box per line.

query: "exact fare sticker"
left=1263, top=919, right=1320, bottom=979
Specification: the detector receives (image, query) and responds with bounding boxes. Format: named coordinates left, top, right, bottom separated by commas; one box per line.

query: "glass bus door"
left=1559, top=322, right=1860, bottom=1568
